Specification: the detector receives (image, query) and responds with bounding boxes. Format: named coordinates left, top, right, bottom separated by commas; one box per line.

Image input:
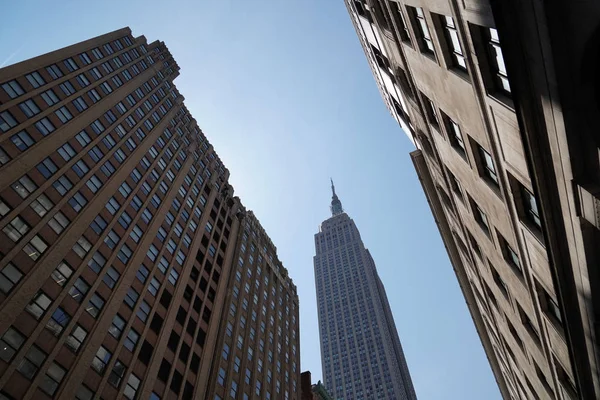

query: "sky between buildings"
left=1, top=1, right=502, bottom=398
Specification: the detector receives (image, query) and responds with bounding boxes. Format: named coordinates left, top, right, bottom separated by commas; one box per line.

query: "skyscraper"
left=314, top=181, right=417, bottom=400
left=0, top=27, right=299, bottom=400
left=345, top=0, right=600, bottom=399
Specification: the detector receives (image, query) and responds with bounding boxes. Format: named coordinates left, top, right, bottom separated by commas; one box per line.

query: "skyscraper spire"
left=330, top=178, right=344, bottom=216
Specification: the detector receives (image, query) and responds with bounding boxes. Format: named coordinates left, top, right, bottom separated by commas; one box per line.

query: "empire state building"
left=314, top=181, right=417, bottom=400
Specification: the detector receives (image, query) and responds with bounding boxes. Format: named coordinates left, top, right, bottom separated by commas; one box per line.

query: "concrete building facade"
left=313, top=182, right=417, bottom=400
left=0, top=27, right=299, bottom=400
left=345, top=0, right=600, bottom=399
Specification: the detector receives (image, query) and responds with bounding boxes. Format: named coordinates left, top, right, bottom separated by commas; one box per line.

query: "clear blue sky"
left=2, top=1, right=501, bottom=398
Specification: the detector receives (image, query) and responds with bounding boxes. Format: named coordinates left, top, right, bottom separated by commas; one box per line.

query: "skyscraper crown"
left=330, top=178, right=344, bottom=216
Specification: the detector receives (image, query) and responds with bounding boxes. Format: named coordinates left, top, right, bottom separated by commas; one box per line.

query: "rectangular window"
left=2, top=80, right=25, bottom=98
left=35, top=117, right=55, bottom=136
left=76, top=73, right=90, bottom=87
left=412, top=7, right=434, bottom=54
left=26, top=71, right=46, bottom=88
left=0, top=262, right=23, bottom=294
left=51, top=261, right=73, bottom=287
left=11, top=130, right=35, bottom=151
left=17, top=345, right=46, bottom=380
left=88, top=88, right=101, bottom=103
left=60, top=81, right=76, bottom=96
left=65, top=325, right=87, bottom=353
left=0, top=111, right=18, bottom=132
left=64, top=58, right=79, bottom=72
left=519, top=184, right=542, bottom=230
left=23, top=235, right=48, bottom=260
left=92, top=47, right=104, bottom=60
left=87, top=292, right=104, bottom=318
left=73, top=96, right=88, bottom=112
left=41, top=89, right=60, bottom=106
left=103, top=266, right=121, bottom=289
left=46, top=307, right=70, bottom=336
left=46, top=64, right=63, bottom=79
left=472, top=199, right=491, bottom=235
left=79, top=52, right=92, bottom=65
left=19, top=99, right=41, bottom=117
left=72, top=236, right=92, bottom=258
left=25, top=291, right=52, bottom=319
left=36, top=157, right=58, bottom=178
left=486, top=28, right=511, bottom=95
left=444, top=115, right=467, bottom=158
left=56, top=106, right=73, bottom=123
left=441, top=15, right=466, bottom=70
left=477, top=145, right=499, bottom=186
left=92, top=346, right=112, bottom=375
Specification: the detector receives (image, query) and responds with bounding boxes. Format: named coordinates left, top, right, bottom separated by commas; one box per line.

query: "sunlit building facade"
left=313, top=181, right=417, bottom=400
left=345, top=0, right=600, bottom=399
left=0, top=27, right=299, bottom=400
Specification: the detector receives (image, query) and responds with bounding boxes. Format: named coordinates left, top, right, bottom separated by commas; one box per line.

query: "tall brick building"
left=0, top=27, right=299, bottom=400
left=345, top=0, right=600, bottom=399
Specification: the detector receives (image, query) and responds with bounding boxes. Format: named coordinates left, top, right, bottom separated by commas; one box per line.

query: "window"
left=136, top=264, right=149, bottom=283
left=73, top=96, right=88, bottom=112
left=65, top=325, right=87, bottom=352
left=19, top=99, right=41, bottom=117
left=17, top=345, right=46, bottom=379
left=26, top=291, right=52, bottom=319
left=92, top=47, right=104, bottom=59
left=137, top=300, right=151, bottom=322
left=103, top=266, right=121, bottom=289
left=109, top=314, right=126, bottom=338
left=502, top=239, right=522, bottom=273
left=491, top=268, right=509, bottom=298
left=472, top=200, right=491, bottom=235
left=51, top=261, right=73, bottom=286
left=73, top=236, right=92, bottom=258
left=124, top=328, right=139, bottom=351
left=41, top=89, right=60, bottom=106
left=46, top=307, right=70, bottom=336
left=217, top=367, right=226, bottom=385
left=486, top=28, right=510, bottom=95
left=124, top=373, right=141, bottom=399
left=48, top=211, right=69, bottom=234
left=69, top=278, right=89, bottom=303
left=88, top=88, right=101, bottom=103
left=108, top=360, right=126, bottom=387
left=148, top=277, right=160, bottom=296
left=87, top=293, right=103, bottom=317
left=79, top=52, right=92, bottom=65
left=46, top=64, right=63, bottom=79
left=35, top=117, right=55, bottom=136
left=69, top=191, right=88, bottom=212
left=441, top=15, right=466, bottom=70
left=445, top=115, right=467, bottom=158
left=90, top=67, right=102, bottom=80
left=75, top=385, right=95, bottom=400
left=2, top=80, right=25, bottom=98
left=64, top=58, right=79, bottom=72
left=87, top=251, right=106, bottom=274
left=76, top=73, right=90, bottom=87
left=60, top=81, right=76, bottom=96
left=55, top=106, right=73, bottom=124
left=11, top=130, right=35, bottom=151
left=0, top=111, right=18, bottom=132
left=26, top=71, right=45, bottom=88
left=92, top=346, right=112, bottom=374
left=520, top=186, right=542, bottom=230
left=130, top=225, right=143, bottom=243
left=0, top=328, right=25, bottom=362
left=412, top=7, right=434, bottom=54
left=0, top=262, right=23, bottom=294
left=478, top=145, right=499, bottom=186
left=125, top=288, right=139, bottom=308
left=104, top=229, right=120, bottom=249
left=2, top=216, right=30, bottom=242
